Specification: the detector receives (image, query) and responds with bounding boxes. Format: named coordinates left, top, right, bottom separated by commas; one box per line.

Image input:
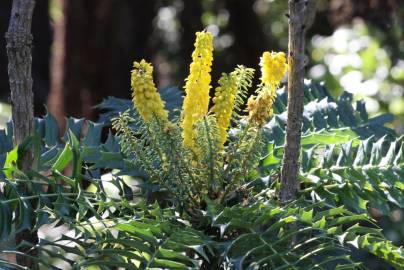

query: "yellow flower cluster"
left=247, top=93, right=274, bottom=127
left=248, top=51, right=287, bottom=126
left=260, top=51, right=287, bottom=88
left=181, top=31, right=214, bottom=150
left=131, top=60, right=168, bottom=123
left=211, top=73, right=237, bottom=147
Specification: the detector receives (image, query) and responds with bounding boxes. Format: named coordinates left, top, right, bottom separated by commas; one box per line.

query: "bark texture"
left=5, top=0, right=38, bottom=268
left=0, top=0, right=51, bottom=115
left=6, top=0, right=35, bottom=148
left=280, top=0, right=316, bottom=202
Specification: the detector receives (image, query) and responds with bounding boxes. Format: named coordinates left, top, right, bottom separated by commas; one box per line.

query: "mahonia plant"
left=113, top=31, right=287, bottom=209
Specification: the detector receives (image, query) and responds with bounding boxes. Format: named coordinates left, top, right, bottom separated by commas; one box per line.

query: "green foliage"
left=268, top=82, right=395, bottom=145
left=211, top=198, right=403, bottom=269
left=34, top=203, right=215, bottom=270
left=300, top=136, right=404, bottom=214
left=230, top=65, right=255, bottom=121
left=260, top=83, right=404, bottom=218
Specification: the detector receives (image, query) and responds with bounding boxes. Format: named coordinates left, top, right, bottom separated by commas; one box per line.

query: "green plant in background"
left=0, top=31, right=403, bottom=269
left=309, top=20, right=404, bottom=133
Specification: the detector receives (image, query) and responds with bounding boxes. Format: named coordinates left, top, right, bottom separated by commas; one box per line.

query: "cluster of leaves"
left=259, top=82, right=403, bottom=215
left=0, top=80, right=403, bottom=269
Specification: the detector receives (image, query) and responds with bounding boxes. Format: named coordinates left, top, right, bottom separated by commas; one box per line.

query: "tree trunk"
left=59, top=0, right=155, bottom=120
left=5, top=0, right=38, bottom=268
left=280, top=0, right=316, bottom=202
left=0, top=0, right=50, bottom=115
left=6, top=0, right=35, bottom=149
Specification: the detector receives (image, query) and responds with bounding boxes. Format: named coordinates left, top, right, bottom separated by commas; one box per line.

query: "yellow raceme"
left=181, top=31, right=214, bottom=151
left=248, top=51, right=287, bottom=126
left=211, top=73, right=238, bottom=148
left=260, top=51, right=287, bottom=89
left=131, top=60, right=168, bottom=123
left=247, top=92, right=274, bottom=127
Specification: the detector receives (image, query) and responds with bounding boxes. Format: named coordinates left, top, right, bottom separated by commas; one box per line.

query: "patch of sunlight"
left=0, top=102, right=11, bottom=129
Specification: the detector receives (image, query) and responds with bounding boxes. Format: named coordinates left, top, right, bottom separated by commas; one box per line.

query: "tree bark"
left=5, top=0, right=38, bottom=269
left=0, top=0, right=50, bottom=114
left=280, top=0, right=316, bottom=202
left=6, top=0, right=35, bottom=149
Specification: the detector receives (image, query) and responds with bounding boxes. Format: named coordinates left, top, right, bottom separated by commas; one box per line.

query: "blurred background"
left=0, top=0, right=403, bottom=133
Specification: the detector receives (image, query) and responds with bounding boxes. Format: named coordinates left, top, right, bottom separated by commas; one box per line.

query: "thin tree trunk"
left=5, top=0, right=38, bottom=269
left=6, top=0, right=35, bottom=150
left=48, top=0, right=66, bottom=130
left=280, top=0, right=316, bottom=202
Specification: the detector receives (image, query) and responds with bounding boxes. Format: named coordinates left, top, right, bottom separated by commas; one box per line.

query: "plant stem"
left=1, top=192, right=84, bottom=205
left=203, top=117, right=216, bottom=189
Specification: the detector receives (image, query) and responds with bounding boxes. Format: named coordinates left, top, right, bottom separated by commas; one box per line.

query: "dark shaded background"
left=1, top=0, right=402, bottom=122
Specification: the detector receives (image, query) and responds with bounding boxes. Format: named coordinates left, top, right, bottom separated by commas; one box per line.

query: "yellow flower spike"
left=211, top=73, right=237, bottom=148
left=247, top=92, right=274, bottom=127
left=181, top=31, right=214, bottom=151
left=248, top=51, right=287, bottom=126
left=260, top=51, right=287, bottom=89
left=131, top=60, right=168, bottom=123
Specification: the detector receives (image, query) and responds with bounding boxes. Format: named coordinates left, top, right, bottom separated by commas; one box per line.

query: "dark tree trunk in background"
left=178, top=0, right=204, bottom=82
left=280, top=0, right=317, bottom=202
left=61, top=0, right=156, bottom=120
left=31, top=0, right=51, bottom=116
left=0, top=0, right=50, bottom=116
left=225, top=0, right=267, bottom=66
left=5, top=0, right=39, bottom=268
left=223, top=0, right=267, bottom=94
left=48, top=0, right=65, bottom=128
